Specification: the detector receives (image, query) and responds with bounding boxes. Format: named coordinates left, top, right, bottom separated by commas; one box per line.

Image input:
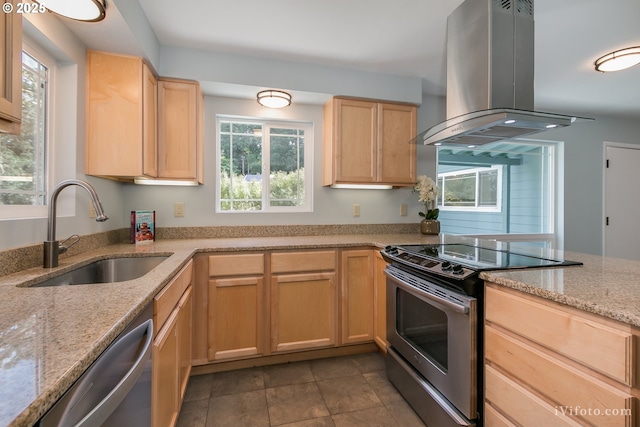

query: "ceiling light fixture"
left=257, top=90, right=291, bottom=108
left=594, top=46, right=640, bottom=72
left=35, top=0, right=106, bottom=21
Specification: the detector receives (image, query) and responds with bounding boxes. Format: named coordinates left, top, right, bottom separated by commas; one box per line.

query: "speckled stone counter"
left=2, top=234, right=640, bottom=426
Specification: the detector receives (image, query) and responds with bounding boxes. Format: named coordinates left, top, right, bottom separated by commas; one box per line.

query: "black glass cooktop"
left=398, top=243, right=582, bottom=271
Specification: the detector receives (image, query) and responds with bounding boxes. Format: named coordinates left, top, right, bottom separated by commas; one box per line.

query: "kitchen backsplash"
left=0, top=223, right=420, bottom=277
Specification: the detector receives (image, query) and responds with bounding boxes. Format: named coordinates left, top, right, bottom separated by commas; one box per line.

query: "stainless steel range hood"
left=416, top=0, right=588, bottom=147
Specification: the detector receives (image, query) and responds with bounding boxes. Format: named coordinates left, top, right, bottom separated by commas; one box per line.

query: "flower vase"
left=420, top=219, right=440, bottom=235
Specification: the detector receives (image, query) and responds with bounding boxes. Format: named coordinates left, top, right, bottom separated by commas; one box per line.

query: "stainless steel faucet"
left=44, top=179, right=109, bottom=268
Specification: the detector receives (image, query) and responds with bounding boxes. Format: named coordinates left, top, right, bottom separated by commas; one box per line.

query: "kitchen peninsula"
left=0, top=230, right=639, bottom=427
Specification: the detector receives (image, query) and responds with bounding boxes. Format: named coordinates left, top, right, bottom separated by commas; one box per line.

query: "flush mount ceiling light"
left=35, top=0, right=106, bottom=22
left=257, top=90, right=291, bottom=108
left=594, top=47, right=640, bottom=72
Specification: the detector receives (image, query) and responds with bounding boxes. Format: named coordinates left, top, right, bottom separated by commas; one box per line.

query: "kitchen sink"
left=26, top=256, right=169, bottom=287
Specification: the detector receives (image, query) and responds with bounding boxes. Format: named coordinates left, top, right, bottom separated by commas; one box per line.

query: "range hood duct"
left=416, top=0, right=589, bottom=147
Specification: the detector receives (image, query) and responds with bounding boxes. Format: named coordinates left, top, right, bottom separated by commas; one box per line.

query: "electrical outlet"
left=89, top=201, right=96, bottom=219
left=174, top=202, right=185, bottom=217
left=400, top=204, right=408, bottom=216
left=353, top=204, right=360, bottom=217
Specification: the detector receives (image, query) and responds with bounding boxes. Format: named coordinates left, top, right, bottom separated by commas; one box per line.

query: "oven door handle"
left=387, top=272, right=469, bottom=314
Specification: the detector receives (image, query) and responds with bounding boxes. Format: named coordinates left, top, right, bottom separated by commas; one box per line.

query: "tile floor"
left=176, top=351, right=427, bottom=427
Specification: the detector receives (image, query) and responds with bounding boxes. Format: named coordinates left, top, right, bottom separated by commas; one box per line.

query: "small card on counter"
left=131, top=210, right=156, bottom=244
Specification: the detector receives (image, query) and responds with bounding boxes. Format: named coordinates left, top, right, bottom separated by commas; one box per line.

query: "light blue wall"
left=121, top=96, right=441, bottom=228
left=537, top=117, right=640, bottom=255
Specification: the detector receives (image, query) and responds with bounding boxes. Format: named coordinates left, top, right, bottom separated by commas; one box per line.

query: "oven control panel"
left=381, top=246, right=477, bottom=280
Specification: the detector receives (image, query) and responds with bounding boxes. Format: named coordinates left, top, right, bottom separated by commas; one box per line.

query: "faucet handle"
left=59, top=234, right=80, bottom=254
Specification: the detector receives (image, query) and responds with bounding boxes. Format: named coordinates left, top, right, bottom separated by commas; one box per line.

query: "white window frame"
left=438, top=165, right=502, bottom=212
left=0, top=37, right=56, bottom=220
left=216, top=116, right=313, bottom=213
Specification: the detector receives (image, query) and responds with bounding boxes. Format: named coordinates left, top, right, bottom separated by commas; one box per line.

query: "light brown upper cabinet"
left=157, top=78, right=204, bottom=183
left=0, top=4, right=22, bottom=134
left=86, top=51, right=157, bottom=180
left=86, top=52, right=204, bottom=183
left=322, top=97, right=417, bottom=187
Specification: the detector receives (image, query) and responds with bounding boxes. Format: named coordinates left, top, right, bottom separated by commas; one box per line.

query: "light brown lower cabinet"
left=152, top=260, right=193, bottom=427
left=208, top=276, right=264, bottom=360
left=271, top=250, right=338, bottom=352
left=207, top=253, right=265, bottom=361
left=271, top=271, right=337, bottom=352
left=484, top=283, right=636, bottom=427
left=153, top=308, right=179, bottom=427
left=340, top=249, right=374, bottom=345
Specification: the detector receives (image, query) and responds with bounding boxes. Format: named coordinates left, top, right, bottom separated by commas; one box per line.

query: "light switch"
left=400, top=204, right=408, bottom=216
left=353, top=204, right=360, bottom=217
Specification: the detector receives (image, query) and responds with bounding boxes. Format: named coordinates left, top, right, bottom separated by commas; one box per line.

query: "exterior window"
left=217, top=118, right=312, bottom=212
left=0, top=49, right=49, bottom=207
left=438, top=166, right=501, bottom=211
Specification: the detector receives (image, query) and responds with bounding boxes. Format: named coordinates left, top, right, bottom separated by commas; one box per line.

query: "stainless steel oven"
left=386, top=265, right=478, bottom=426
left=381, top=243, right=582, bottom=427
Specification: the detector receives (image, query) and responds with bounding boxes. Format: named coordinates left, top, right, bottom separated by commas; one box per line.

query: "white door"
left=604, top=144, right=640, bottom=260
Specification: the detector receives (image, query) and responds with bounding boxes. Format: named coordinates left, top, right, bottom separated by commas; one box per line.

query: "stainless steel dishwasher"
left=38, top=303, right=153, bottom=427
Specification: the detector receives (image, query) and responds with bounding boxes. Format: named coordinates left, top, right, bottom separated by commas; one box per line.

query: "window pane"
left=219, top=121, right=263, bottom=211
left=443, top=173, right=476, bottom=206
left=0, top=51, right=47, bottom=206
left=478, top=169, right=498, bottom=207
left=270, top=129, right=304, bottom=207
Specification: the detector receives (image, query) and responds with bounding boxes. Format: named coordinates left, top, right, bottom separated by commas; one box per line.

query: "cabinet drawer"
left=271, top=250, right=336, bottom=273
left=209, top=253, right=264, bottom=276
left=485, top=365, right=582, bottom=427
left=485, top=285, right=633, bottom=384
left=154, top=259, right=193, bottom=334
left=486, top=326, right=633, bottom=427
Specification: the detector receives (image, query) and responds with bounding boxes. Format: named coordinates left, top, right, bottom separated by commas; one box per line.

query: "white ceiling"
left=67, top=0, right=640, bottom=118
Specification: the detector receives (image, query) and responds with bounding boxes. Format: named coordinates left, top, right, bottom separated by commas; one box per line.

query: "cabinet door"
left=86, top=51, right=149, bottom=177
left=157, top=79, right=201, bottom=180
left=340, top=250, right=374, bottom=344
left=153, top=309, right=179, bottom=427
left=271, top=272, right=337, bottom=352
left=208, top=276, right=264, bottom=360
left=377, top=102, right=416, bottom=185
left=334, top=98, right=377, bottom=183
left=177, top=286, right=192, bottom=402
left=0, top=3, right=21, bottom=134
left=373, top=251, right=388, bottom=352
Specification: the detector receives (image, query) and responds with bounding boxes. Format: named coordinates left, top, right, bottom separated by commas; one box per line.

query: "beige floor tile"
left=263, top=361, right=315, bottom=388
left=265, top=382, right=330, bottom=426
left=183, top=373, right=214, bottom=402
left=177, top=353, right=426, bottom=427
left=385, top=399, right=427, bottom=427
left=349, top=352, right=385, bottom=373
left=210, top=367, right=265, bottom=397
left=277, top=416, right=335, bottom=427
left=316, top=375, right=382, bottom=415
left=309, top=357, right=360, bottom=381
left=176, top=399, right=208, bottom=427
left=362, top=371, right=404, bottom=405
left=331, top=406, right=400, bottom=427
left=206, top=390, right=269, bottom=427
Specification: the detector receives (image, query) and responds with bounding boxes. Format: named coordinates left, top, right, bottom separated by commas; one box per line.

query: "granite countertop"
left=1, top=234, right=640, bottom=426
